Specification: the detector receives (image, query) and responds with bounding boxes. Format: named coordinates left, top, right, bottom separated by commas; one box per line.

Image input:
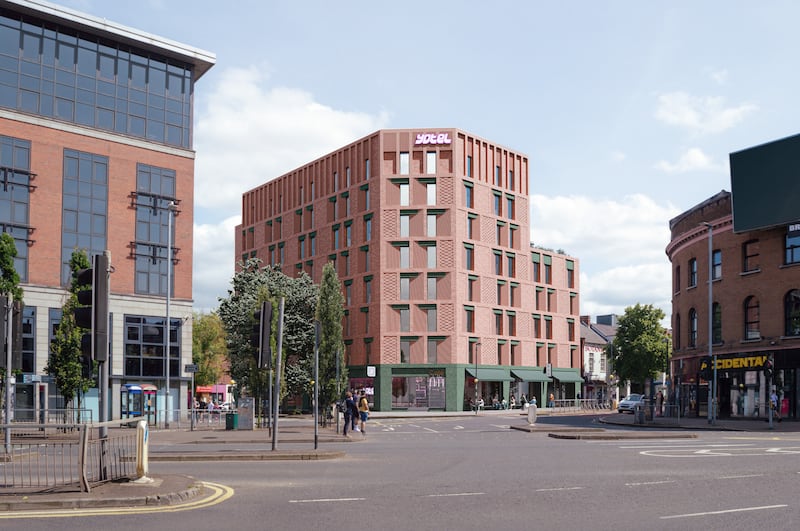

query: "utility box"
left=237, top=397, right=254, bottom=430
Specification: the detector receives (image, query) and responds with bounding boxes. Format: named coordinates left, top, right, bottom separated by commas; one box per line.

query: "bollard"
left=527, top=404, right=538, bottom=425
left=134, top=420, right=153, bottom=483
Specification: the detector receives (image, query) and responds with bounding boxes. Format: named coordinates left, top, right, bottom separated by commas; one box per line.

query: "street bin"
left=226, top=411, right=239, bottom=430
left=634, top=404, right=645, bottom=425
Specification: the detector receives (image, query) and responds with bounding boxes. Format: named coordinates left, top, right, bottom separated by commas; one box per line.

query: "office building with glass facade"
left=0, top=0, right=214, bottom=422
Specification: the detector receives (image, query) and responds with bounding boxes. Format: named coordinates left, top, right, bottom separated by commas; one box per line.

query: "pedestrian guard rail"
left=1, top=418, right=145, bottom=494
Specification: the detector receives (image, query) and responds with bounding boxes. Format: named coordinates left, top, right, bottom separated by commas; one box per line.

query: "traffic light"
left=251, top=301, right=272, bottom=368
left=764, top=356, right=774, bottom=379
left=72, top=266, right=94, bottom=371
left=699, top=356, right=713, bottom=381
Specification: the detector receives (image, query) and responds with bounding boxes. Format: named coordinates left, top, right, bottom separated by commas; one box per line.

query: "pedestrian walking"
left=770, top=389, right=782, bottom=422
left=357, top=391, right=370, bottom=436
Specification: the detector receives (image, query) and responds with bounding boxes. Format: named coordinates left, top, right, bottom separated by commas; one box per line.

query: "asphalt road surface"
left=6, top=414, right=800, bottom=530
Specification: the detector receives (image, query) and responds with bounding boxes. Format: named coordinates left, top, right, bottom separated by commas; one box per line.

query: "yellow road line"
left=0, top=481, right=234, bottom=519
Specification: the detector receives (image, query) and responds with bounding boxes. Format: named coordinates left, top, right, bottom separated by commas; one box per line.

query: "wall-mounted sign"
left=789, top=223, right=800, bottom=237
left=414, top=132, right=452, bottom=146
left=367, top=365, right=376, bottom=377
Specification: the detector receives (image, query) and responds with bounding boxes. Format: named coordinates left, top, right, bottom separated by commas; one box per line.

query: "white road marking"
left=453, top=426, right=464, bottom=430
left=289, top=497, right=366, bottom=503
left=535, top=486, right=584, bottom=492
left=427, top=492, right=485, bottom=498
left=660, top=504, right=787, bottom=520
left=625, top=480, right=675, bottom=486
left=718, top=474, right=764, bottom=479
left=422, top=427, right=439, bottom=433
left=620, top=443, right=753, bottom=449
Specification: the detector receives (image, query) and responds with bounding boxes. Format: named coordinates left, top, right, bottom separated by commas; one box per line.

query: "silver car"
left=617, top=393, right=645, bottom=413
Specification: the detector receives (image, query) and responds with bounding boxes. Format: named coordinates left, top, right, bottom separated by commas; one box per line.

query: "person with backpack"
left=357, top=391, right=370, bottom=437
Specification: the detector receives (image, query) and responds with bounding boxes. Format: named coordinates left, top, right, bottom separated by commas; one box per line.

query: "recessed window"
left=426, top=151, right=436, bottom=174
left=400, top=277, right=410, bottom=300
left=689, top=308, right=698, bottom=347
left=744, top=296, right=760, bottom=340
left=712, top=249, right=722, bottom=280
left=400, top=308, right=410, bottom=332
left=400, top=183, right=410, bottom=206
left=785, top=232, right=800, bottom=265
left=743, top=239, right=760, bottom=272
left=400, top=214, right=410, bottom=237
left=427, top=276, right=437, bottom=300
left=426, top=182, right=437, bottom=205
left=427, top=245, right=437, bottom=268
left=427, top=213, right=437, bottom=237
left=400, top=152, right=410, bottom=175
left=688, top=258, right=697, bottom=287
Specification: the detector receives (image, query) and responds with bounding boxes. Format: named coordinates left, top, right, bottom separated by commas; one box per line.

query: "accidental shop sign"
left=414, top=132, right=452, bottom=145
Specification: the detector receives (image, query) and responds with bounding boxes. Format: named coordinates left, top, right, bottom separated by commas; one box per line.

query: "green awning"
left=551, top=369, right=583, bottom=383
left=465, top=367, right=513, bottom=381
left=511, top=369, right=551, bottom=382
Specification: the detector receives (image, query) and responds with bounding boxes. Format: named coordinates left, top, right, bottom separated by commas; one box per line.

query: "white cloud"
left=191, top=67, right=391, bottom=310
left=654, top=91, right=757, bottom=134
left=530, top=194, right=679, bottom=323
left=610, top=150, right=626, bottom=162
left=194, top=66, right=390, bottom=214
left=654, top=147, right=726, bottom=174
left=710, top=69, right=728, bottom=85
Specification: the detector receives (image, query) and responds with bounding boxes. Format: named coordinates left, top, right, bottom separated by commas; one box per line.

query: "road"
left=6, top=414, right=800, bottom=530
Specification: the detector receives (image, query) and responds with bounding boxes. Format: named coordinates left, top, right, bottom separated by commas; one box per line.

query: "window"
left=362, top=246, right=370, bottom=272
left=494, top=252, right=502, bottom=275
left=333, top=226, right=340, bottom=249
left=506, top=196, right=515, bottom=219
left=493, top=193, right=501, bottom=215
left=544, top=263, right=552, bottom=284
left=427, top=245, right=437, bottom=268
left=426, top=307, right=437, bottom=331
left=362, top=185, right=371, bottom=210
left=400, top=276, right=410, bottom=300
left=132, top=163, right=175, bottom=295
left=0, top=135, right=32, bottom=282
left=426, top=213, right=437, bottom=237
left=465, top=183, right=473, bottom=208
left=345, top=284, right=352, bottom=306
left=467, top=276, right=476, bottom=301
left=364, top=277, right=372, bottom=303
left=509, top=226, right=517, bottom=248
left=544, top=317, right=552, bottom=339
left=427, top=339, right=438, bottom=364
left=400, top=214, right=410, bottom=237
left=712, top=302, right=722, bottom=344
left=533, top=315, right=541, bottom=338
left=566, top=260, right=575, bottom=288
left=466, top=156, right=472, bottom=177
left=426, top=182, right=437, bottom=205
left=494, top=165, right=500, bottom=186
left=400, top=340, right=411, bottom=364
left=743, top=239, right=760, bottom=272
left=785, top=289, right=800, bottom=336
left=20, top=306, right=35, bottom=373
left=509, top=284, right=517, bottom=306
left=674, top=265, right=681, bottom=292
left=495, top=312, right=503, bottom=334
left=363, top=308, right=370, bottom=333
left=400, top=152, right=410, bottom=175
left=674, top=314, right=681, bottom=349
left=508, top=314, right=516, bottom=336
left=399, top=183, right=410, bottom=206
left=400, top=245, right=410, bottom=268
left=567, top=320, right=575, bottom=342
left=689, top=308, right=698, bottom=347
left=532, top=259, right=540, bottom=282
left=346, top=224, right=352, bottom=247
left=467, top=214, right=475, bottom=239
left=124, top=315, right=180, bottom=378
left=507, top=255, right=515, bottom=278
left=365, top=158, right=370, bottom=180
left=465, top=246, right=474, bottom=270
left=427, top=276, right=437, bottom=300
left=496, top=224, right=502, bottom=246
left=465, top=307, right=475, bottom=332
left=400, top=308, right=410, bottom=331
left=688, top=258, right=697, bottom=287
left=426, top=151, right=436, bottom=174
left=712, top=249, right=722, bottom=280
left=785, top=231, right=800, bottom=265
left=365, top=218, right=372, bottom=241
left=496, top=282, right=504, bottom=305
left=744, top=296, right=760, bottom=340
left=309, top=232, right=316, bottom=256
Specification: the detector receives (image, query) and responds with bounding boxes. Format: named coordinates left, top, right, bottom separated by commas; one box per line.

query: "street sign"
left=185, top=364, right=198, bottom=373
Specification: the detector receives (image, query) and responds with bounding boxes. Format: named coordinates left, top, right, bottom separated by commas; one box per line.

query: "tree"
left=315, top=262, right=346, bottom=418
left=45, top=250, right=94, bottom=418
left=191, top=312, right=227, bottom=387
left=0, top=232, right=23, bottom=413
left=608, top=304, right=668, bottom=390
left=217, top=259, right=318, bottom=405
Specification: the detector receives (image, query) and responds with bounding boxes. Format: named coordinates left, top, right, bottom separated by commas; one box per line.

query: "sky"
left=57, top=0, right=800, bottom=323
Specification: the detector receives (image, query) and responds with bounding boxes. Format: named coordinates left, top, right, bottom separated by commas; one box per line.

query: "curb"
left=149, top=450, right=345, bottom=461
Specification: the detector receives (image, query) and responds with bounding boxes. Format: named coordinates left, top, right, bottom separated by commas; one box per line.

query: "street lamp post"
left=702, top=221, right=716, bottom=425
left=474, top=341, right=481, bottom=415
left=165, top=201, right=177, bottom=428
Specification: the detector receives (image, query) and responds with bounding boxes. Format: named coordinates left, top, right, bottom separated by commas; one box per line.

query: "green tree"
left=0, top=233, right=23, bottom=411
left=45, top=250, right=94, bottom=418
left=315, top=262, right=346, bottom=418
left=608, top=304, right=668, bottom=389
left=217, top=259, right=318, bottom=405
left=192, top=312, right=227, bottom=387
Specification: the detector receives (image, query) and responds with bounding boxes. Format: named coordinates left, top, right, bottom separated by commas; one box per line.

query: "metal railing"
left=1, top=420, right=141, bottom=494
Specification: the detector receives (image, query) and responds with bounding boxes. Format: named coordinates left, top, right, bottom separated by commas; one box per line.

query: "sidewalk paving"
left=3, top=409, right=796, bottom=512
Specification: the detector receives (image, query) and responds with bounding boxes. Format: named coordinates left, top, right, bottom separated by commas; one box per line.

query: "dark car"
left=617, top=393, right=645, bottom=413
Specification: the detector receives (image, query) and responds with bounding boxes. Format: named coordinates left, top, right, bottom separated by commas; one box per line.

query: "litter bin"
left=226, top=411, right=239, bottom=430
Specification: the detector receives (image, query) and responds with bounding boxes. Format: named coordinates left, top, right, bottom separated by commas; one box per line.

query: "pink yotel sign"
left=414, top=132, right=452, bottom=145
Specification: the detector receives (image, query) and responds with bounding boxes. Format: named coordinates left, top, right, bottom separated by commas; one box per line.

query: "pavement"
left=2, top=409, right=796, bottom=512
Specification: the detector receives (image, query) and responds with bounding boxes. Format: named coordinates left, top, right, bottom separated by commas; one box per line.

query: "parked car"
left=617, top=394, right=645, bottom=414
left=220, top=402, right=233, bottom=411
